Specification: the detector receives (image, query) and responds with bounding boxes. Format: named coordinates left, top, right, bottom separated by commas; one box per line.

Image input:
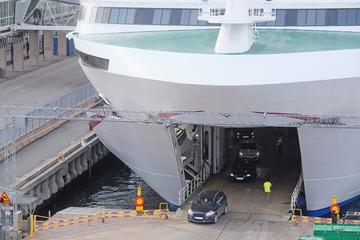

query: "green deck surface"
left=78, top=28, right=360, bottom=55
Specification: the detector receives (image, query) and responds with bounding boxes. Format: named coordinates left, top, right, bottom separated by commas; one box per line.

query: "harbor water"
left=36, top=153, right=168, bottom=217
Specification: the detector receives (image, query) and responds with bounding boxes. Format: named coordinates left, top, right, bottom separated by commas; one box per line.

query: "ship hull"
left=73, top=32, right=360, bottom=215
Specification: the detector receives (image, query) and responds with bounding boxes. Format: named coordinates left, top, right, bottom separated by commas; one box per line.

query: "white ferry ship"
left=69, top=0, right=360, bottom=215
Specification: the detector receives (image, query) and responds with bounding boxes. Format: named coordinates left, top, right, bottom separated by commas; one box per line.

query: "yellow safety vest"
left=264, top=182, right=272, bottom=192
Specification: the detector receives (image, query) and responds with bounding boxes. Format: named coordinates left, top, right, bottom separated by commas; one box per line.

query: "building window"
left=306, top=10, right=316, bottom=25
left=117, top=9, right=127, bottom=24
left=153, top=9, right=162, bottom=24
left=338, top=9, right=347, bottom=25
left=161, top=9, right=171, bottom=25
left=89, top=7, right=97, bottom=23
left=180, top=10, right=190, bottom=25
left=316, top=10, right=325, bottom=25
left=109, top=8, right=119, bottom=24
left=275, top=10, right=285, bottom=26
left=297, top=10, right=307, bottom=26
left=125, top=9, right=136, bottom=24
left=189, top=10, right=198, bottom=25
left=347, top=9, right=357, bottom=25
left=95, top=7, right=104, bottom=23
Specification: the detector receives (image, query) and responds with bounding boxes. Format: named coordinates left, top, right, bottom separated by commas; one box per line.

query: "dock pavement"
left=0, top=53, right=92, bottom=188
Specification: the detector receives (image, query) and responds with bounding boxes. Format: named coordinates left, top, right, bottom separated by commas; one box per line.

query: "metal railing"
left=289, top=173, right=303, bottom=213
left=179, top=164, right=211, bottom=206
left=0, top=83, right=96, bottom=149
left=29, top=204, right=169, bottom=237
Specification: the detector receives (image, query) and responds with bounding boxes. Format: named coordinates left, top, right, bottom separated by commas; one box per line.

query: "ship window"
left=161, top=9, right=171, bottom=24
left=275, top=10, right=285, bottom=25
left=325, top=9, right=338, bottom=26
left=126, top=9, right=136, bottom=24
left=316, top=10, right=325, bottom=26
left=337, top=9, right=347, bottom=25
left=284, top=9, right=297, bottom=26
left=347, top=9, right=357, bottom=25
left=266, top=20, right=275, bottom=26
left=95, top=7, right=104, bottom=23
left=89, top=7, right=97, bottom=23
left=306, top=10, right=316, bottom=25
left=189, top=10, right=198, bottom=25
left=117, top=8, right=127, bottom=24
left=135, top=8, right=145, bottom=24
left=170, top=9, right=182, bottom=25
left=102, top=7, right=111, bottom=23
left=109, top=8, right=119, bottom=24
left=198, top=20, right=207, bottom=26
left=297, top=10, right=307, bottom=26
left=153, top=9, right=162, bottom=24
left=143, top=9, right=154, bottom=24
left=180, top=10, right=190, bottom=25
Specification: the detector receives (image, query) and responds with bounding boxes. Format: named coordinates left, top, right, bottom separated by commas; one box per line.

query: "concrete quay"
left=24, top=208, right=314, bottom=240
left=0, top=54, right=113, bottom=236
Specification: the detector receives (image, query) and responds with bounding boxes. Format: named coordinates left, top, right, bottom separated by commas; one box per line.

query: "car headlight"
left=230, top=173, right=234, bottom=177
left=246, top=174, right=251, bottom=177
left=239, top=152, right=243, bottom=156
left=256, top=152, right=260, bottom=156
left=206, top=210, right=215, bottom=216
left=188, top=209, right=193, bottom=215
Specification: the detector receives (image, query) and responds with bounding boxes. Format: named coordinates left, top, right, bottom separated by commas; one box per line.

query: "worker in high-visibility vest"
left=263, top=179, right=272, bottom=204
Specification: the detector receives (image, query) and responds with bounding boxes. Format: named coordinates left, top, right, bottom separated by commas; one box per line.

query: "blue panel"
left=266, top=21, right=275, bottom=26
left=357, top=10, right=360, bottom=25
left=316, top=10, right=325, bottom=25
left=153, top=9, right=162, bottom=24
left=67, top=38, right=74, bottom=55
left=109, top=8, right=119, bottom=24
left=275, top=10, right=285, bottom=26
left=180, top=10, right=190, bottom=25
left=53, top=37, right=58, bottom=55
left=297, top=10, right=307, bottom=26
left=306, top=10, right=316, bottom=26
left=347, top=9, right=357, bottom=25
left=338, top=9, right=347, bottom=25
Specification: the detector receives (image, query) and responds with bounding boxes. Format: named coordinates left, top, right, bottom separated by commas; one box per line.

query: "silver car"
left=238, top=139, right=260, bottom=161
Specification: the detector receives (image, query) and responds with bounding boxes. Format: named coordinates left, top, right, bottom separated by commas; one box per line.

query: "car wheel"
left=213, top=215, right=218, bottom=223
left=223, top=204, right=228, bottom=215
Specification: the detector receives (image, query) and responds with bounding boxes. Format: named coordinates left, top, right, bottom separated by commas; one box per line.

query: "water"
left=36, top=153, right=168, bottom=216
left=78, top=29, right=360, bottom=54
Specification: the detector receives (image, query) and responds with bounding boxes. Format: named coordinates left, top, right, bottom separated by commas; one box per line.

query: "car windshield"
left=234, top=161, right=251, bottom=170
left=240, top=143, right=257, bottom=149
left=195, top=196, right=216, bottom=206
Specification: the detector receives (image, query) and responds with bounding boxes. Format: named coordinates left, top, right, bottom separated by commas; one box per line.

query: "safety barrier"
left=29, top=204, right=169, bottom=237
left=291, top=209, right=360, bottom=225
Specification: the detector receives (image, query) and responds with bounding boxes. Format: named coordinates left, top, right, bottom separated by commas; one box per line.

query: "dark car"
left=235, top=128, right=255, bottom=140
left=187, top=189, right=227, bottom=223
left=229, top=158, right=257, bottom=182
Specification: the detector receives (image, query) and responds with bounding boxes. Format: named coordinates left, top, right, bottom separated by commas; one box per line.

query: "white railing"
left=178, top=164, right=211, bottom=206
left=289, top=173, right=303, bottom=213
